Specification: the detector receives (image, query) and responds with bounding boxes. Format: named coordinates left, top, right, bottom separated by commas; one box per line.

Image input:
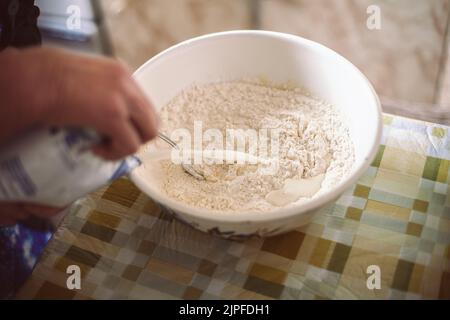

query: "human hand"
left=0, top=202, right=62, bottom=226
left=0, top=47, right=159, bottom=160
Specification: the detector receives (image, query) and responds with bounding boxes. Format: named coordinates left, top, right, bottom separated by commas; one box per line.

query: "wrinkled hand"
left=0, top=46, right=159, bottom=160
left=0, top=47, right=159, bottom=226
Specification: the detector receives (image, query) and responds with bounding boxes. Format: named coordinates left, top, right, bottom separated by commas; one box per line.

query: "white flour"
left=153, top=80, right=354, bottom=212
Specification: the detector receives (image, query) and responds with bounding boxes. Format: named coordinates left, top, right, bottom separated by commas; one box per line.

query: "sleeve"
left=0, top=0, right=41, bottom=51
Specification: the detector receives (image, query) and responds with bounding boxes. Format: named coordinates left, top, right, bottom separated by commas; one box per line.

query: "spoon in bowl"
left=157, top=132, right=205, bottom=180
left=156, top=132, right=269, bottom=180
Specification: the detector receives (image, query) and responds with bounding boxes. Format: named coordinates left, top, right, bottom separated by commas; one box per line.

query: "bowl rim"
left=131, top=29, right=383, bottom=223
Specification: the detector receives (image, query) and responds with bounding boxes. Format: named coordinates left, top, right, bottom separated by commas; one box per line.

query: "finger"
left=0, top=202, right=22, bottom=214
left=15, top=209, right=29, bottom=220
left=0, top=202, right=28, bottom=225
left=89, top=96, right=140, bottom=160
left=93, top=119, right=141, bottom=160
left=21, top=204, right=62, bottom=218
left=124, top=79, right=159, bottom=142
left=0, top=216, right=17, bottom=226
left=0, top=202, right=28, bottom=218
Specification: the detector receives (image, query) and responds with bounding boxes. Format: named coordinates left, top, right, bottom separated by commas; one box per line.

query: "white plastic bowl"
left=131, top=30, right=382, bottom=239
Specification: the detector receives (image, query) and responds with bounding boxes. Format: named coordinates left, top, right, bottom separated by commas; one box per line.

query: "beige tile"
left=260, top=0, right=450, bottom=104
left=100, top=0, right=251, bottom=70
left=380, top=147, right=426, bottom=176
left=365, top=199, right=411, bottom=221
left=338, top=246, right=398, bottom=299
left=373, top=168, right=421, bottom=199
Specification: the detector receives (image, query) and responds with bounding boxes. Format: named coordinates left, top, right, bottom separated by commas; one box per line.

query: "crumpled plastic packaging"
left=0, top=127, right=141, bottom=207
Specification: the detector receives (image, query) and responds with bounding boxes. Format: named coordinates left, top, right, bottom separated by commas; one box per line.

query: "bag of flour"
left=0, top=127, right=141, bottom=207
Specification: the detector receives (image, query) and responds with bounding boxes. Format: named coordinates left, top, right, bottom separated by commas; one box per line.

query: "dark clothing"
left=0, top=0, right=41, bottom=50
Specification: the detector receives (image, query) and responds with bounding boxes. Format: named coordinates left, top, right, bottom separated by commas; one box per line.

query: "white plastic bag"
left=0, top=127, right=140, bottom=207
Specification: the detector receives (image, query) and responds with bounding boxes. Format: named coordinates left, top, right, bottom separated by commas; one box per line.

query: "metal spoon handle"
left=157, top=132, right=178, bottom=149
left=157, top=132, right=205, bottom=180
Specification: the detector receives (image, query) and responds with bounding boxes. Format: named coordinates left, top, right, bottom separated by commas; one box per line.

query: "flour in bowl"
left=151, top=80, right=354, bottom=212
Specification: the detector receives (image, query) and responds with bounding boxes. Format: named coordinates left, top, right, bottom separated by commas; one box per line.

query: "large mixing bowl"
left=130, top=30, right=382, bottom=239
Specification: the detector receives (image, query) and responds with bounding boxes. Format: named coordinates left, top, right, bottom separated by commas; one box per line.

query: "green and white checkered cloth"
left=16, top=114, right=450, bottom=300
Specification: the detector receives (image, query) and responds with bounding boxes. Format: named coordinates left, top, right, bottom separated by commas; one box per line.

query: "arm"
left=0, top=46, right=159, bottom=159
left=0, top=46, right=159, bottom=225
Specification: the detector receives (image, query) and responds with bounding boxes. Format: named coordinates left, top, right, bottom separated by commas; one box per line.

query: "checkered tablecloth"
left=15, top=115, right=450, bottom=299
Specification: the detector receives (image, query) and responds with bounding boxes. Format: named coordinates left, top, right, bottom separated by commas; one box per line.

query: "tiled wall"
left=100, top=0, right=450, bottom=123
left=100, top=0, right=250, bottom=70
left=260, top=0, right=449, bottom=105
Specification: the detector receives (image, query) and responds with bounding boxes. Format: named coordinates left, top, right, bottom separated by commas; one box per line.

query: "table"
left=16, top=115, right=450, bottom=299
